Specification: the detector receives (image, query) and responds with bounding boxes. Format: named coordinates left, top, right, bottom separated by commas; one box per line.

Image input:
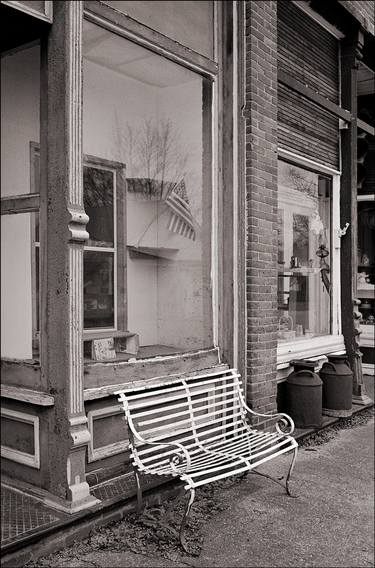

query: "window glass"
left=1, top=44, right=40, bottom=360
left=1, top=214, right=34, bottom=359
left=83, top=21, right=213, bottom=356
left=84, top=166, right=115, bottom=247
left=277, top=161, right=332, bottom=342
left=1, top=45, right=40, bottom=198
left=84, top=251, right=115, bottom=329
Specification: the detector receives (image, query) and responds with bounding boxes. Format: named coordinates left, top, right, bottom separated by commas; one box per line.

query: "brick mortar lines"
left=245, top=1, right=278, bottom=413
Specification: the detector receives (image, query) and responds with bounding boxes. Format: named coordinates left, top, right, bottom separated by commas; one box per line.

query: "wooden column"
left=40, top=0, right=99, bottom=510
left=340, top=30, right=372, bottom=405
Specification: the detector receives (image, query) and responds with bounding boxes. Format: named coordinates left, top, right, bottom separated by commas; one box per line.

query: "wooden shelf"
left=278, top=268, right=319, bottom=275
left=127, top=246, right=178, bottom=260
left=83, top=330, right=136, bottom=341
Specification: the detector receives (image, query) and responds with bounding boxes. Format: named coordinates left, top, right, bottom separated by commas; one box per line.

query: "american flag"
left=165, top=181, right=196, bottom=241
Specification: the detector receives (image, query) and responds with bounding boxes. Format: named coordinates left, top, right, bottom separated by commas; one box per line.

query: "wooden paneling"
left=83, top=348, right=221, bottom=391
left=278, top=1, right=339, bottom=104
left=278, top=70, right=351, bottom=123
left=278, top=83, right=340, bottom=169
left=1, top=193, right=40, bottom=215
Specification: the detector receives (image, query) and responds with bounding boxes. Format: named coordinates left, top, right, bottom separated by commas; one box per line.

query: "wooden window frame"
left=277, top=148, right=345, bottom=367
left=30, top=143, right=127, bottom=343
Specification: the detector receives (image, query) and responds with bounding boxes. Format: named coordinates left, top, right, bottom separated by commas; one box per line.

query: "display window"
left=277, top=160, right=332, bottom=342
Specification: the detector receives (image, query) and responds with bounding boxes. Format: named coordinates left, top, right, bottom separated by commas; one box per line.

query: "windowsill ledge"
left=83, top=347, right=221, bottom=398
left=1, top=384, right=54, bottom=406
left=277, top=334, right=345, bottom=368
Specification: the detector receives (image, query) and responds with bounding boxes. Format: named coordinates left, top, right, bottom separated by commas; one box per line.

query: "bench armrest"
left=238, top=390, right=295, bottom=435
left=116, top=392, right=191, bottom=473
left=131, top=427, right=192, bottom=473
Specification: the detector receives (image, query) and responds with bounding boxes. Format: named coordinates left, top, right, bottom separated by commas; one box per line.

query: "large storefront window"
left=82, top=21, right=213, bottom=356
left=1, top=44, right=40, bottom=360
left=277, top=160, right=332, bottom=342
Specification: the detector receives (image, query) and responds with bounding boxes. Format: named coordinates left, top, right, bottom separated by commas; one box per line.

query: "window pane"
left=84, top=166, right=114, bottom=247
left=83, top=22, right=213, bottom=354
left=1, top=214, right=34, bottom=359
left=84, top=251, right=115, bottom=329
left=277, top=161, right=332, bottom=341
left=1, top=44, right=40, bottom=198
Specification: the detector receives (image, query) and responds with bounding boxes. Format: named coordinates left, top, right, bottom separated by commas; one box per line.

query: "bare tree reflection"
left=112, top=114, right=189, bottom=200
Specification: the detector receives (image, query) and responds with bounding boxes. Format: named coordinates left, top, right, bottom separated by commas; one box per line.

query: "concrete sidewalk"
left=20, top=411, right=374, bottom=568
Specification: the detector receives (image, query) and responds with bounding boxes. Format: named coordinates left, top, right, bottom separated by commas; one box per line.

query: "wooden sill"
left=127, top=246, right=178, bottom=260
left=1, top=384, right=54, bottom=406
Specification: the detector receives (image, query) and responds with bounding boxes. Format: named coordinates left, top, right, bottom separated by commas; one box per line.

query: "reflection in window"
left=83, top=21, right=213, bottom=355
left=84, top=251, right=115, bottom=329
left=84, top=166, right=114, bottom=247
left=277, top=161, right=332, bottom=342
left=1, top=44, right=40, bottom=360
left=83, top=165, right=116, bottom=329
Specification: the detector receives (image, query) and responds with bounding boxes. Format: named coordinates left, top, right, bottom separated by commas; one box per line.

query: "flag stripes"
left=165, top=189, right=196, bottom=241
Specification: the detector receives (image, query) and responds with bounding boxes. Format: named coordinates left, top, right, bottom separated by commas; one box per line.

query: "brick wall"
left=244, top=1, right=279, bottom=422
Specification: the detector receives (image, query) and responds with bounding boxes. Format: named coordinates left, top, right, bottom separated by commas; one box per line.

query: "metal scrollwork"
left=170, top=451, right=186, bottom=473
left=275, top=413, right=295, bottom=435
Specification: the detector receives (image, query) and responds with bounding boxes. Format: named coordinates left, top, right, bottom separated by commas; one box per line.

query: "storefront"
left=1, top=0, right=374, bottom=513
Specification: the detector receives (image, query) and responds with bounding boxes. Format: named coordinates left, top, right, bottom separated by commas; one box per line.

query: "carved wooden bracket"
left=68, top=206, right=89, bottom=242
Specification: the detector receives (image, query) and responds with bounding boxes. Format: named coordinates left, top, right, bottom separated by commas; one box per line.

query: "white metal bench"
left=116, top=368, right=298, bottom=551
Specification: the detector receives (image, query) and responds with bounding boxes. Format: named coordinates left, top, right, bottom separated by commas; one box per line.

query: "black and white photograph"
left=1, top=1, right=374, bottom=566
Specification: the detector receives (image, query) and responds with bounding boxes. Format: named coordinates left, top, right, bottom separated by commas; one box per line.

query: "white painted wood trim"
left=278, top=148, right=342, bottom=176
left=357, top=194, right=375, bottom=202
left=277, top=153, right=342, bottom=358
left=87, top=405, right=128, bottom=462
left=1, top=0, right=53, bottom=23
left=277, top=334, right=346, bottom=366
left=331, top=173, right=342, bottom=336
left=1, top=385, right=54, bottom=406
left=291, top=1, right=345, bottom=39
left=1, top=408, right=40, bottom=468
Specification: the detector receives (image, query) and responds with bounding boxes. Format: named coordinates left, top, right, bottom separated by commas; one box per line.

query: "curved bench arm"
left=238, top=390, right=295, bottom=435
left=117, top=393, right=191, bottom=473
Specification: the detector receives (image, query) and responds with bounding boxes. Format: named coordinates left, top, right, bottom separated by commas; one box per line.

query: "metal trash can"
left=319, top=355, right=353, bottom=417
left=286, top=364, right=323, bottom=428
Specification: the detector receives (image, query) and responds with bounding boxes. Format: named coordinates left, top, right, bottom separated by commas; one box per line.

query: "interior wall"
left=102, top=0, right=215, bottom=60
left=83, top=52, right=210, bottom=350
left=1, top=45, right=40, bottom=360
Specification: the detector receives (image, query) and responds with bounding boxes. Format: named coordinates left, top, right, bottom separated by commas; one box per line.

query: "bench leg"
left=285, top=446, right=298, bottom=497
left=249, top=446, right=298, bottom=497
left=133, top=468, right=143, bottom=513
left=179, top=488, right=195, bottom=553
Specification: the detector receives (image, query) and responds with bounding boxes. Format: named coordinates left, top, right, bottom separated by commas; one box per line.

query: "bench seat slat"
left=136, top=430, right=286, bottom=472
left=135, top=423, right=253, bottom=459
left=136, top=426, right=251, bottom=463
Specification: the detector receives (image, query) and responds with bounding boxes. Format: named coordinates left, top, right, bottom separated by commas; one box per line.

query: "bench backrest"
left=116, top=368, right=249, bottom=449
